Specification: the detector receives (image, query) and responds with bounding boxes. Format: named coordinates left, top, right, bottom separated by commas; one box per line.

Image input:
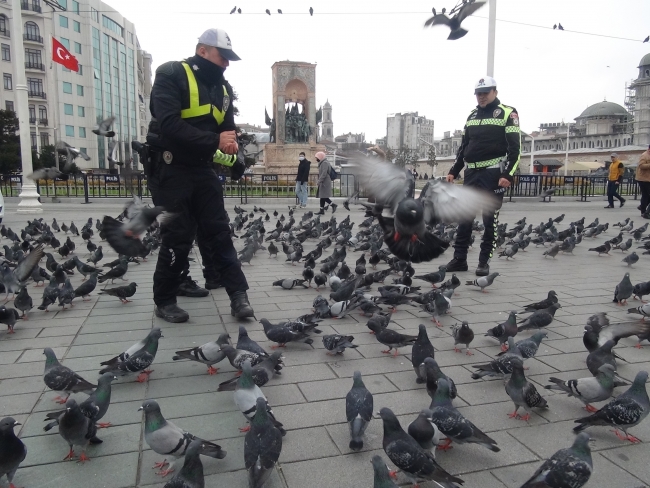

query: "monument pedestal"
left=264, top=143, right=326, bottom=174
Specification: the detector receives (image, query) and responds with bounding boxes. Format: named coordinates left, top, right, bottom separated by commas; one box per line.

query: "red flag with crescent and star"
left=52, top=37, right=79, bottom=72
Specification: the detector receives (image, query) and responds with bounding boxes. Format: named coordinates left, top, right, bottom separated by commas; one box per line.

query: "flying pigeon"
left=92, top=115, right=116, bottom=137
left=424, top=0, right=486, bottom=40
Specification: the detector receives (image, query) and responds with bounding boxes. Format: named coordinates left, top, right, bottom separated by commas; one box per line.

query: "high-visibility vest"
left=179, top=62, right=228, bottom=124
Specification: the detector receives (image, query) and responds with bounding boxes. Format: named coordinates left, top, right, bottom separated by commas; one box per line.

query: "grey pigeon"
left=102, top=211, right=163, bottom=257
left=0, top=417, right=26, bottom=488
left=0, top=244, right=44, bottom=299
left=543, top=243, right=561, bottom=258
left=272, top=278, right=307, bottom=289
left=0, top=306, right=20, bottom=334
left=57, top=398, right=102, bottom=462
left=632, top=280, right=650, bottom=301
left=71, top=255, right=100, bottom=280
left=237, top=326, right=269, bottom=356
left=588, top=241, right=611, bottom=255
left=574, top=370, right=649, bottom=443
left=422, top=357, right=457, bottom=400
left=412, top=324, right=435, bottom=383
left=423, top=0, right=486, bottom=40
left=545, top=364, right=620, bottom=412
left=520, top=433, right=592, bottom=488
left=260, top=318, right=313, bottom=347
left=586, top=340, right=618, bottom=376
left=98, top=282, right=138, bottom=303
left=498, top=243, right=519, bottom=259
left=13, top=286, right=33, bottom=319
left=379, top=407, right=464, bottom=487
left=172, top=333, right=231, bottom=374
left=485, top=311, right=518, bottom=351
left=99, top=328, right=162, bottom=382
left=98, top=256, right=128, bottom=283
left=452, top=321, right=474, bottom=355
left=346, top=371, right=373, bottom=451
left=584, top=317, right=650, bottom=350
left=217, top=351, right=283, bottom=392
left=505, top=357, right=548, bottom=421
left=466, top=272, right=499, bottom=292
left=163, top=439, right=205, bottom=488
left=322, top=334, right=357, bottom=355
left=92, top=115, right=116, bottom=137
left=498, top=331, right=547, bottom=359
left=430, top=378, right=500, bottom=452
left=367, top=321, right=417, bottom=357
left=613, top=272, right=634, bottom=305
left=43, top=347, right=96, bottom=404
left=371, top=455, right=399, bottom=488
left=628, top=303, right=650, bottom=324
left=74, top=272, right=98, bottom=301
left=472, top=337, right=522, bottom=379
left=407, top=409, right=441, bottom=452
left=622, top=252, right=639, bottom=267
left=517, top=302, right=561, bottom=332
left=521, top=290, right=558, bottom=312
left=140, top=399, right=226, bottom=477
left=244, top=397, right=283, bottom=488
left=414, top=265, right=447, bottom=287
left=58, top=278, right=75, bottom=309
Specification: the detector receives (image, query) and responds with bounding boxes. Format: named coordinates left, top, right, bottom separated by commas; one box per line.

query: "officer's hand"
left=223, top=142, right=239, bottom=155
left=498, top=178, right=511, bottom=188
left=446, top=174, right=455, bottom=183
left=218, top=131, right=237, bottom=152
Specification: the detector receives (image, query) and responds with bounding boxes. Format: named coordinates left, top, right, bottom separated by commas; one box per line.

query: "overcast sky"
left=103, top=0, right=650, bottom=142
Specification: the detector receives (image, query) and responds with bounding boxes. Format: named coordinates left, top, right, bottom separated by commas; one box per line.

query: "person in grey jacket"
left=316, top=151, right=337, bottom=214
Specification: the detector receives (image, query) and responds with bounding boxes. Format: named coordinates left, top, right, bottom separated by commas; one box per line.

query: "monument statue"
left=284, top=103, right=311, bottom=143
left=264, top=107, right=276, bottom=143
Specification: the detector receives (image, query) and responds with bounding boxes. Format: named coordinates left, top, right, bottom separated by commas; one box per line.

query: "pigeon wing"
left=420, top=180, right=499, bottom=225
left=349, top=157, right=410, bottom=212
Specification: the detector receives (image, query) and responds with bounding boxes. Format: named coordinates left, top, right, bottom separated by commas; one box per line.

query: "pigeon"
left=422, top=357, right=457, bottom=400
left=56, top=399, right=102, bottom=463
left=162, top=439, right=205, bottom=488
left=87, top=246, right=103, bottom=265
left=346, top=371, right=373, bottom=451
left=452, top=321, right=474, bottom=355
left=517, top=303, right=561, bottom=331
left=586, top=340, right=618, bottom=376
left=313, top=273, right=327, bottom=290
left=584, top=317, right=650, bottom=350
left=520, top=433, right=592, bottom=488
left=521, top=290, right=558, bottom=312
left=574, top=370, right=649, bottom=443
left=37, top=276, right=60, bottom=311
left=29, top=167, right=64, bottom=180
left=244, top=397, right=283, bottom=488
left=633, top=281, right=650, bottom=301
left=322, top=334, right=357, bottom=355
left=622, top=252, right=639, bottom=267
left=140, top=400, right=226, bottom=477
left=497, top=331, right=547, bottom=359
left=272, top=278, right=308, bottom=290
left=73, top=272, right=98, bottom=301
left=71, top=256, right=100, bottom=280
left=614, top=272, right=634, bottom=305
left=172, top=333, right=231, bottom=374
left=543, top=244, right=560, bottom=258
left=260, top=318, right=313, bottom=347
left=58, top=278, right=75, bottom=309
left=0, top=305, right=21, bottom=333
left=379, top=407, right=464, bottom=487
left=99, top=328, right=162, bottom=382
left=233, top=361, right=285, bottom=435
left=588, top=241, right=611, bottom=255
left=367, top=321, right=418, bottom=357
left=30, top=265, right=50, bottom=287
left=545, top=364, right=621, bottom=412
left=466, top=272, right=500, bottom=292
left=430, top=378, right=500, bottom=452
left=407, top=409, right=441, bottom=452
left=237, top=326, right=269, bottom=356
left=498, top=243, right=519, bottom=259
left=98, top=256, right=128, bottom=283
left=0, top=417, right=27, bottom=488
left=411, top=324, right=436, bottom=383
left=424, top=0, right=486, bottom=40
left=43, top=347, right=96, bottom=404
left=371, top=455, right=399, bottom=488
left=0, top=244, right=44, bottom=299
left=471, top=337, right=521, bottom=379
left=414, top=265, right=447, bottom=288
left=92, top=115, right=116, bottom=137
left=486, top=311, right=518, bottom=351
left=216, top=351, right=283, bottom=392
left=98, top=282, right=138, bottom=303
left=628, top=303, right=650, bottom=324
left=505, top=357, right=548, bottom=421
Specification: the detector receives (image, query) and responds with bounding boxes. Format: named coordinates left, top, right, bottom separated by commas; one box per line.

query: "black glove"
left=230, top=146, right=246, bottom=180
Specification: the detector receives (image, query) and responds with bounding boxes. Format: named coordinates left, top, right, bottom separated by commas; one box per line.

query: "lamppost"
left=418, top=137, right=437, bottom=178
left=563, top=123, right=573, bottom=177
left=527, top=133, right=536, bottom=175
left=487, top=0, right=497, bottom=76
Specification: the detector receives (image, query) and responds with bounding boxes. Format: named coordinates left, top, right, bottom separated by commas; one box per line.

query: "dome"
left=639, top=53, right=650, bottom=67
left=323, top=99, right=331, bottom=108
left=577, top=101, right=628, bottom=119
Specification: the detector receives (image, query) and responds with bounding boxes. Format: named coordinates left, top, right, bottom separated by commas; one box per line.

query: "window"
left=65, top=125, right=74, bottom=137
left=5, top=100, right=13, bottom=112
left=1, top=43, right=8, bottom=61
left=25, top=48, right=42, bottom=67
left=24, top=21, right=40, bottom=41
left=71, top=0, right=79, bottom=14
left=40, top=132, right=49, bottom=146
left=38, top=105, right=46, bottom=122
left=74, top=42, right=81, bottom=54
left=73, top=20, right=80, bottom=33
left=64, top=103, right=73, bottom=115
left=59, top=15, right=68, bottom=28
left=58, top=0, right=67, bottom=8
left=28, top=104, right=36, bottom=122
left=27, top=77, right=43, bottom=95
left=59, top=37, right=70, bottom=49
left=0, top=15, right=6, bottom=35
left=77, top=65, right=83, bottom=75
left=91, top=7, right=98, bottom=22
left=30, top=132, right=37, bottom=149
left=62, top=81, right=72, bottom=93
left=79, top=147, right=87, bottom=156
left=77, top=106, right=84, bottom=116
left=79, top=127, right=86, bottom=137
left=77, top=84, right=84, bottom=96
left=3, top=73, right=11, bottom=90
left=102, top=15, right=124, bottom=37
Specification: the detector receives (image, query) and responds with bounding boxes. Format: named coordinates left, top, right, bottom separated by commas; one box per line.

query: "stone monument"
left=264, top=61, right=326, bottom=174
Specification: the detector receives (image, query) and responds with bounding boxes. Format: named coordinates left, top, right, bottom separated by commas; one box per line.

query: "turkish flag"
left=52, top=37, right=79, bottom=72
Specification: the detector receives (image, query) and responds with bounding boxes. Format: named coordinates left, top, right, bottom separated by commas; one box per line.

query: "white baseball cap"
left=198, top=28, right=241, bottom=61
left=474, top=76, right=497, bottom=94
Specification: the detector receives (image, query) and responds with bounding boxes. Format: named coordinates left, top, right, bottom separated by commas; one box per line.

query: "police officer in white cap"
left=145, top=28, right=254, bottom=323
left=445, top=76, right=521, bottom=276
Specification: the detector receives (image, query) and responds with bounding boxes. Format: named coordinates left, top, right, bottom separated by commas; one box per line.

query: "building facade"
left=0, top=0, right=151, bottom=171
left=320, top=99, right=332, bottom=141
left=385, top=111, right=434, bottom=158
left=630, top=53, right=650, bottom=147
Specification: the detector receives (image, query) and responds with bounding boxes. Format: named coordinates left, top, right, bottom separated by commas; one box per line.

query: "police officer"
left=445, top=76, right=521, bottom=276
left=146, top=28, right=254, bottom=323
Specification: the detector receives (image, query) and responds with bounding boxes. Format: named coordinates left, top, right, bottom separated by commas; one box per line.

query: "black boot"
left=154, top=304, right=189, bottom=323
left=476, top=262, right=490, bottom=276
left=176, top=276, right=209, bottom=297
left=316, top=207, right=325, bottom=215
left=446, top=257, right=468, bottom=272
left=205, top=279, right=223, bottom=290
left=230, top=291, right=255, bottom=319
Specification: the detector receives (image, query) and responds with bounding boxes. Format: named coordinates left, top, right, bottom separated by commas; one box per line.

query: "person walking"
left=605, top=153, right=625, bottom=208
left=145, top=28, right=254, bottom=323
left=316, top=151, right=337, bottom=214
left=295, top=151, right=310, bottom=207
left=636, top=145, right=650, bottom=217
left=445, top=76, right=521, bottom=276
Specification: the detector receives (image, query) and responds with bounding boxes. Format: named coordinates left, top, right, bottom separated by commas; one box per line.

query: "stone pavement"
left=1, top=195, right=650, bottom=488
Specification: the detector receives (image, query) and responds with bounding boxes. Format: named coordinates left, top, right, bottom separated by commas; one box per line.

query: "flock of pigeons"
left=2, top=155, right=650, bottom=488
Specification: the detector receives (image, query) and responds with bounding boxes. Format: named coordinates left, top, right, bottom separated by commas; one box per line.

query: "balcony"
left=23, top=33, right=43, bottom=44
left=21, top=1, right=42, bottom=13
left=0, top=29, right=9, bottom=39
left=29, top=117, right=36, bottom=124
left=39, top=118, right=48, bottom=126
left=25, top=61, right=45, bottom=71
left=28, top=91, right=46, bottom=99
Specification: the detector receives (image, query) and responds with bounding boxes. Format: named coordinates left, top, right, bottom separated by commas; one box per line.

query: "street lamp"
left=563, top=123, right=573, bottom=177
left=418, top=137, right=437, bottom=177
left=487, top=0, right=497, bottom=76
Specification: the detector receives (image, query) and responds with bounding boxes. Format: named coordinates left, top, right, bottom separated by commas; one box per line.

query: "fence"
left=505, top=174, right=639, bottom=202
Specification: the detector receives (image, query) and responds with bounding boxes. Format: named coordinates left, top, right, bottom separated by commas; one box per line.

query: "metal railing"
left=23, top=33, right=43, bottom=43
left=20, top=1, right=42, bottom=13
left=27, top=90, right=46, bottom=99
left=0, top=29, right=10, bottom=38
left=237, top=173, right=358, bottom=204
left=25, top=61, right=44, bottom=70
left=505, top=174, right=639, bottom=202
left=39, top=117, right=47, bottom=126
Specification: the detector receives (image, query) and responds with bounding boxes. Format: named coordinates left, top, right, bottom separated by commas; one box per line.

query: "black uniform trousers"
left=150, top=163, right=248, bottom=307
left=453, top=167, right=505, bottom=264
left=638, top=181, right=650, bottom=214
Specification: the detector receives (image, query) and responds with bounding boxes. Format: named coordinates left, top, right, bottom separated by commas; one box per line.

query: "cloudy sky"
left=104, top=0, right=650, bottom=141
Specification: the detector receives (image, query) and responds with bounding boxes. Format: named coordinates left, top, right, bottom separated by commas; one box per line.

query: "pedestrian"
left=445, top=76, right=521, bottom=276
left=316, top=151, right=337, bottom=215
left=605, top=152, right=625, bottom=208
left=295, top=151, right=310, bottom=207
left=636, top=145, right=650, bottom=217
left=145, top=27, right=254, bottom=323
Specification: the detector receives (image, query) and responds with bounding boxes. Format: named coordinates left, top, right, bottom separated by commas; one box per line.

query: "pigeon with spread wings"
left=424, top=0, right=486, bottom=40
left=350, top=157, right=498, bottom=262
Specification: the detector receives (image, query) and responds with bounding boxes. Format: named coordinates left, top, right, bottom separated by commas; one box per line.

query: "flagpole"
left=11, top=0, right=42, bottom=213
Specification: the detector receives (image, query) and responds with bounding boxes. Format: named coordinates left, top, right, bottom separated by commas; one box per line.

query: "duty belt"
left=465, top=157, right=503, bottom=169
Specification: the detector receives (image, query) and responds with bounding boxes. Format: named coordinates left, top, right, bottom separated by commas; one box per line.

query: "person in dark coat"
left=295, top=151, right=311, bottom=207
